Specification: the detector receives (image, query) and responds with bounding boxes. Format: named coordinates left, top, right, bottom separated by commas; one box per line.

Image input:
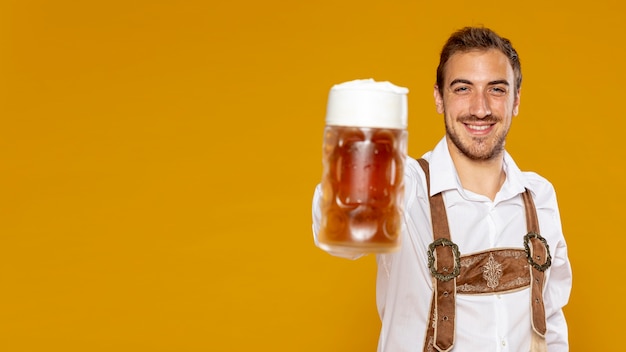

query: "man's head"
left=436, top=27, right=522, bottom=97
left=434, top=27, right=522, bottom=161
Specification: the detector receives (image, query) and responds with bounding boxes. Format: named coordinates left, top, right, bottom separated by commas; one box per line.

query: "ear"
left=433, top=85, right=444, bottom=114
left=512, top=88, right=521, bottom=116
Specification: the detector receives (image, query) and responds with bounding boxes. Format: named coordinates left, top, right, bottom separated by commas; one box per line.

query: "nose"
left=469, top=91, right=492, bottom=118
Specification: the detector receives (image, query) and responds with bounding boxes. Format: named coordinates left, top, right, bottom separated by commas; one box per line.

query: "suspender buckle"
left=523, top=232, right=552, bottom=272
left=427, top=238, right=461, bottom=281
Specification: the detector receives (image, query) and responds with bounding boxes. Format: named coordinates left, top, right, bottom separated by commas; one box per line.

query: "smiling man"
left=312, top=27, right=572, bottom=351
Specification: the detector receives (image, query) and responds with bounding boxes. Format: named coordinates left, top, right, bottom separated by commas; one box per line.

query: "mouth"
left=464, top=123, right=495, bottom=135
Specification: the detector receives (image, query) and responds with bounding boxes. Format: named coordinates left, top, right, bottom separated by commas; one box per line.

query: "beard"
left=445, top=114, right=509, bottom=161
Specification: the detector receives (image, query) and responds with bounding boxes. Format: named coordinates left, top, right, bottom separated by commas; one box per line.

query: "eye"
left=453, top=86, right=470, bottom=94
left=489, top=86, right=507, bottom=96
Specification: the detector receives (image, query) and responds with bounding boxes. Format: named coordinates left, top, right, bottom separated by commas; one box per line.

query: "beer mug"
left=318, top=79, right=408, bottom=254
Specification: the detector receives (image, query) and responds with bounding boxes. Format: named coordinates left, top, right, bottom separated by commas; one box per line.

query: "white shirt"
left=312, top=137, right=572, bottom=352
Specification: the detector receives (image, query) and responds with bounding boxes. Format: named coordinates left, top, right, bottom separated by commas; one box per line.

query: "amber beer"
left=318, top=79, right=408, bottom=253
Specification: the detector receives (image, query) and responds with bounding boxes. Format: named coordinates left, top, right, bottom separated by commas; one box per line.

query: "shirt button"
left=501, top=339, right=506, bottom=347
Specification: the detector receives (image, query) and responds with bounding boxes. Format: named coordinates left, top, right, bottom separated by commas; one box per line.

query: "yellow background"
left=1, top=0, right=624, bottom=351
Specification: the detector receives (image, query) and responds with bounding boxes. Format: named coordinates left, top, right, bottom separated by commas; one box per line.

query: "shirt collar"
left=422, top=137, right=531, bottom=201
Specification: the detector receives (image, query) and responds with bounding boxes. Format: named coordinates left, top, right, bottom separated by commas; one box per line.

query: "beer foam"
left=325, top=78, right=409, bottom=129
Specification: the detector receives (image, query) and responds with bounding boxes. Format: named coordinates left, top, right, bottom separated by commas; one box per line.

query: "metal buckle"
left=523, top=232, right=552, bottom=272
left=427, top=238, right=461, bottom=282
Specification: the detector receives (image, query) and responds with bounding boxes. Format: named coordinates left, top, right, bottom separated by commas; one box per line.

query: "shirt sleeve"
left=544, top=202, right=572, bottom=350
left=544, top=236, right=572, bottom=350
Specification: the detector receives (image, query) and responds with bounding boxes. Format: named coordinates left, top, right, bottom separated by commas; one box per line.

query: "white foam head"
left=325, top=78, right=409, bottom=129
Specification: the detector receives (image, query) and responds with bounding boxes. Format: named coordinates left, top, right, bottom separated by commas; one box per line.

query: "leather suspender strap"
left=522, top=191, right=550, bottom=338
left=417, top=158, right=456, bottom=352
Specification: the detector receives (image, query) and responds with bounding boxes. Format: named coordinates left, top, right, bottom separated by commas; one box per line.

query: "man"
left=312, top=27, right=572, bottom=351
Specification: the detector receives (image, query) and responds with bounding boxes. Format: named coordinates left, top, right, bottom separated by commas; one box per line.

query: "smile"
left=465, top=124, right=493, bottom=131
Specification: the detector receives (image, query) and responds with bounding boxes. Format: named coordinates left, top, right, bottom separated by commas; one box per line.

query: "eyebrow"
left=449, top=79, right=510, bottom=87
left=449, top=79, right=472, bottom=87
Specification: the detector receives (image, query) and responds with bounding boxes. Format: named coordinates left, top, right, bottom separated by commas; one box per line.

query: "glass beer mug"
left=318, top=79, right=409, bottom=254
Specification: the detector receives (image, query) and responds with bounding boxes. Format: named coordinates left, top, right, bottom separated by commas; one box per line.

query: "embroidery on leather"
left=460, top=249, right=525, bottom=268
left=460, top=252, right=486, bottom=267
left=457, top=250, right=531, bottom=294
left=482, top=253, right=503, bottom=289
left=457, top=276, right=530, bottom=293
left=505, top=276, right=530, bottom=289
left=457, top=283, right=479, bottom=292
left=425, top=336, right=434, bottom=352
left=499, top=249, right=526, bottom=259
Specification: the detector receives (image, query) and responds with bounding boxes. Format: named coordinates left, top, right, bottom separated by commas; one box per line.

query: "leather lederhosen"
left=416, top=159, right=551, bottom=352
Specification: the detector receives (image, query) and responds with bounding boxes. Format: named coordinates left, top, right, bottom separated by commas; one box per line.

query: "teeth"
left=468, top=125, right=490, bottom=131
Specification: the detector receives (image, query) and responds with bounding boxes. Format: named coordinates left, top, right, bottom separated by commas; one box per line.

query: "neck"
left=448, top=145, right=506, bottom=201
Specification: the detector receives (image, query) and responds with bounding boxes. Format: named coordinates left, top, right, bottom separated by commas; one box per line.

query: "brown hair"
left=436, top=27, right=522, bottom=95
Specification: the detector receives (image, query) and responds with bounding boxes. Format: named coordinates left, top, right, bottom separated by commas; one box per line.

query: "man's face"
left=434, top=49, right=521, bottom=161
